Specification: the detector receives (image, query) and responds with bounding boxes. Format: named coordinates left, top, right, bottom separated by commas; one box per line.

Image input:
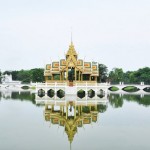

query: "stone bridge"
left=0, top=83, right=36, bottom=89
left=108, top=83, right=150, bottom=91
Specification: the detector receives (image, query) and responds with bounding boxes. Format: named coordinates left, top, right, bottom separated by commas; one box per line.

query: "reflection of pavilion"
left=40, top=100, right=108, bottom=145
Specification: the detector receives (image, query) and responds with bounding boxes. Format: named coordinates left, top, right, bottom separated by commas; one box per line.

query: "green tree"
left=3, top=71, right=12, bottom=75
left=17, top=70, right=31, bottom=83
left=11, top=71, right=19, bottom=80
left=133, top=67, right=150, bottom=84
left=98, top=64, right=108, bottom=83
left=30, top=68, right=44, bottom=82
left=109, top=68, right=124, bottom=84
left=123, top=67, right=150, bottom=84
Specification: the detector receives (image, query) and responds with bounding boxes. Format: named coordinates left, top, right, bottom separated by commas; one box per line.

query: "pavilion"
left=44, top=42, right=99, bottom=84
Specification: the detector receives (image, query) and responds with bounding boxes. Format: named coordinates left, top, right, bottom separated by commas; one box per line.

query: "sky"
left=0, top=0, right=150, bottom=72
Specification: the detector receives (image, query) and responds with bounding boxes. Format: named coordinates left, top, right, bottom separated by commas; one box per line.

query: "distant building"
left=1, top=74, right=21, bottom=85
left=44, top=42, right=99, bottom=84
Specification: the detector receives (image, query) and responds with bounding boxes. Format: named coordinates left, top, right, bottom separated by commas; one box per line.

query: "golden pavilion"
left=44, top=42, right=99, bottom=84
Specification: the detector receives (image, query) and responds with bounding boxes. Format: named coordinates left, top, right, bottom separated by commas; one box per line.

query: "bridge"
left=108, top=82, right=149, bottom=90
left=1, top=82, right=150, bottom=95
left=0, top=82, right=36, bottom=89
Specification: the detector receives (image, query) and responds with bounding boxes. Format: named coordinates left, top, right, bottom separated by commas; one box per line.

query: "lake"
left=0, top=91, right=150, bottom=150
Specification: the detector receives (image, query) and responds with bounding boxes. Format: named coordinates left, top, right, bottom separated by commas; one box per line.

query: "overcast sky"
left=0, top=0, right=150, bottom=72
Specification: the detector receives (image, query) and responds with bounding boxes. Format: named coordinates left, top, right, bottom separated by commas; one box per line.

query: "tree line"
left=0, top=68, right=44, bottom=83
left=0, top=65, right=150, bottom=84
left=98, top=64, right=150, bottom=84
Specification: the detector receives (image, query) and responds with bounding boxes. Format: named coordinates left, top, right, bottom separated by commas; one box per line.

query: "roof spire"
left=71, top=27, right=73, bottom=45
left=70, top=141, right=72, bottom=150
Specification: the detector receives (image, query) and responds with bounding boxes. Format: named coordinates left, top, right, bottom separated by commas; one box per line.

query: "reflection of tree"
left=109, top=94, right=124, bottom=108
left=82, top=106, right=90, bottom=113
left=4, top=92, right=36, bottom=104
left=82, top=105, right=107, bottom=113
left=0, top=92, right=1, bottom=101
left=97, top=104, right=108, bottom=113
left=123, top=94, right=150, bottom=107
left=109, top=94, right=150, bottom=107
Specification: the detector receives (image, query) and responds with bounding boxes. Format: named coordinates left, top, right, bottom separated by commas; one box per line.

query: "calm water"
left=0, top=91, right=150, bottom=150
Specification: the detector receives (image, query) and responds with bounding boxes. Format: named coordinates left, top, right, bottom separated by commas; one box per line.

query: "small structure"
left=1, top=74, right=21, bottom=85
left=44, top=42, right=99, bottom=85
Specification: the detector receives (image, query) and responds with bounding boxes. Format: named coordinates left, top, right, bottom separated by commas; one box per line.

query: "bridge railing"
left=75, top=82, right=109, bottom=87
left=36, top=82, right=67, bottom=87
left=36, top=82, right=110, bottom=88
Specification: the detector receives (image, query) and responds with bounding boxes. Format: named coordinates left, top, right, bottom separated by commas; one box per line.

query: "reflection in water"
left=109, top=94, right=150, bottom=108
left=43, top=101, right=108, bottom=147
left=124, top=94, right=150, bottom=107
left=0, top=90, right=150, bottom=149
left=109, top=94, right=124, bottom=108
left=0, top=90, right=150, bottom=107
left=0, top=91, right=35, bottom=104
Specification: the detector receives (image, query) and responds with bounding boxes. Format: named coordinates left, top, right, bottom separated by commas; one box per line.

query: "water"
left=0, top=91, right=150, bottom=150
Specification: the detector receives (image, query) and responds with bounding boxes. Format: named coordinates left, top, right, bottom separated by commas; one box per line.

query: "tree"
left=109, top=68, right=124, bottom=84
left=98, top=64, right=108, bottom=83
left=30, top=68, right=44, bottom=82
left=133, top=67, right=150, bottom=84
left=17, top=70, right=31, bottom=83
left=11, top=71, right=19, bottom=80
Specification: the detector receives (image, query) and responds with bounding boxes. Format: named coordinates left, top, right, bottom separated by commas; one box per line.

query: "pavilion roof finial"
left=71, top=27, right=73, bottom=45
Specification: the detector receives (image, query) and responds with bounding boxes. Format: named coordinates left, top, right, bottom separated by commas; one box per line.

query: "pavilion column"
left=61, top=72, right=63, bottom=81
left=52, top=74, right=54, bottom=81
left=74, top=105, right=76, bottom=119
left=66, top=105, right=68, bottom=119
left=75, top=68, right=77, bottom=81
left=51, top=105, right=54, bottom=113
left=95, top=105, right=97, bottom=111
left=62, top=107, right=64, bottom=116
left=64, top=71, right=66, bottom=80
left=78, top=106, right=81, bottom=115
left=60, top=72, right=62, bottom=81
left=45, top=77, right=47, bottom=82
left=62, top=71, right=64, bottom=80
left=61, top=106, right=64, bottom=116
left=81, top=73, right=83, bottom=81
left=89, top=106, right=91, bottom=111
left=95, top=76, right=97, bottom=81
left=45, top=104, right=48, bottom=110
left=66, top=69, right=68, bottom=80
left=81, top=106, right=83, bottom=115
left=79, top=71, right=80, bottom=81
left=63, top=71, right=65, bottom=80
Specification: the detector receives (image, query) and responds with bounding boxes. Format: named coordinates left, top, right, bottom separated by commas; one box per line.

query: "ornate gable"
left=66, top=42, right=78, bottom=68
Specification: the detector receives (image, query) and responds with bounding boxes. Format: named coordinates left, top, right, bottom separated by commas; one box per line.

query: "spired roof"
left=65, top=42, right=78, bottom=68
left=66, top=42, right=78, bottom=57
